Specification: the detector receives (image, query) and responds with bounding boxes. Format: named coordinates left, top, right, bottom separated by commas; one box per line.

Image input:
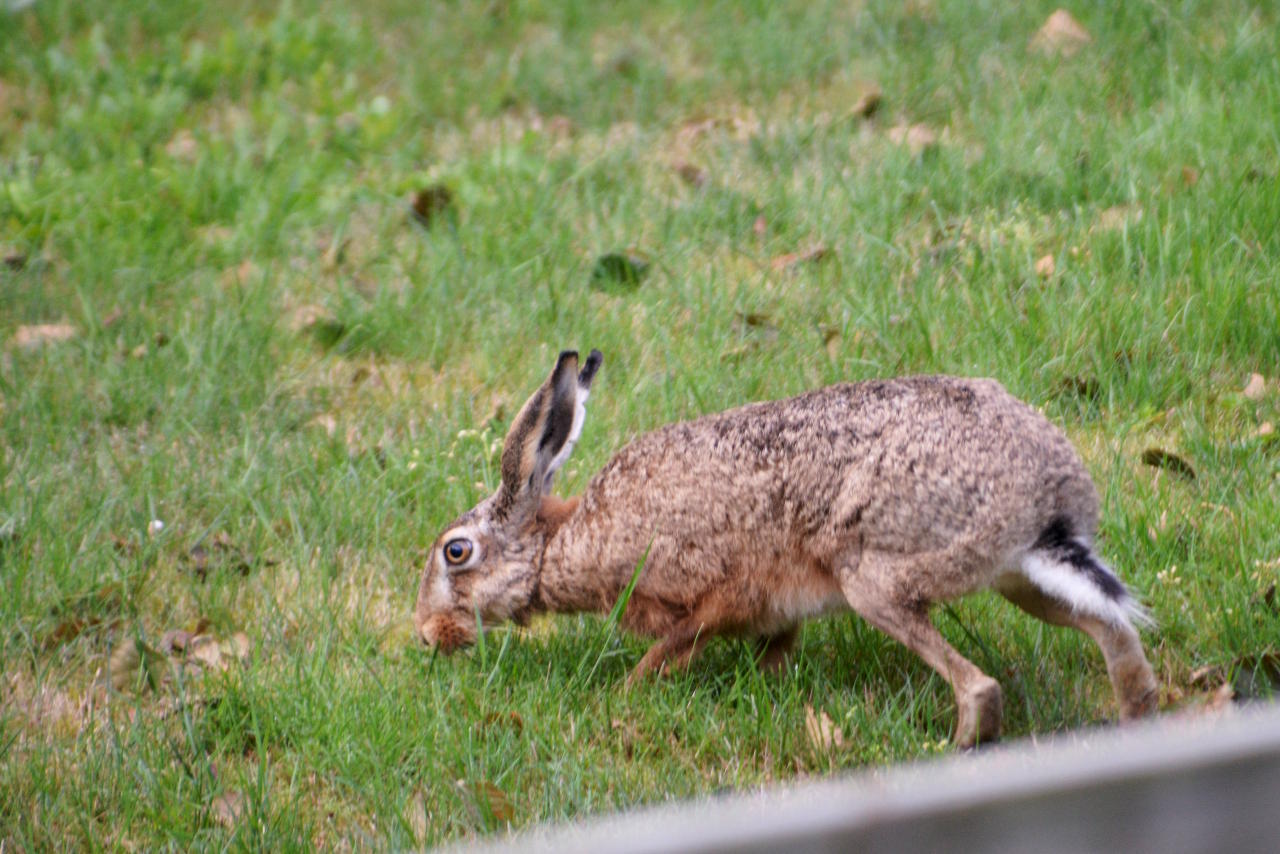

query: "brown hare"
left=414, top=349, right=1158, bottom=747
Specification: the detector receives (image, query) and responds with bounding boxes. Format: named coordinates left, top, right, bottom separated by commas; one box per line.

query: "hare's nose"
left=414, top=616, right=434, bottom=648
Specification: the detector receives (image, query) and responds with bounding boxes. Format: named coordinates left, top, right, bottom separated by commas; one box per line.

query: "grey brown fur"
left=415, top=350, right=1158, bottom=747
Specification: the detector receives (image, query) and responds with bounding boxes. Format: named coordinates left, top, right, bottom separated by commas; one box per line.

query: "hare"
left=414, top=349, right=1158, bottom=747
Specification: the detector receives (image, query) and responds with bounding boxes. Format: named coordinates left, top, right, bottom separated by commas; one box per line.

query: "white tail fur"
left=1019, top=551, right=1154, bottom=629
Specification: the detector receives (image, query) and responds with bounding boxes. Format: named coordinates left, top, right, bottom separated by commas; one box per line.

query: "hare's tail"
left=1019, top=517, right=1153, bottom=628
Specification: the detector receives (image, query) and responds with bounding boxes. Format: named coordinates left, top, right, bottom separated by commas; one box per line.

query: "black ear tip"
left=551, top=350, right=579, bottom=380
left=580, top=349, right=603, bottom=385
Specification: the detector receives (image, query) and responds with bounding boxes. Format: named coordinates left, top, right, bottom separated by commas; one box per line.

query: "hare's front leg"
left=626, top=622, right=714, bottom=686
left=839, top=553, right=1003, bottom=748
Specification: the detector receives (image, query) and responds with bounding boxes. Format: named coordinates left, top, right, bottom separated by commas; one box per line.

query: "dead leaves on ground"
left=1031, top=9, right=1092, bottom=58
left=1243, top=372, right=1268, bottom=400
left=292, top=304, right=347, bottom=349
left=185, top=531, right=254, bottom=580
left=887, top=123, right=938, bottom=155
left=457, top=779, right=514, bottom=827
left=164, top=129, right=200, bottom=162
left=210, top=791, right=246, bottom=828
left=106, top=627, right=253, bottom=694
left=1141, top=448, right=1197, bottom=481
left=1241, top=373, right=1275, bottom=439
left=849, top=85, right=882, bottom=120
left=106, top=636, right=170, bottom=693
left=410, top=184, right=455, bottom=228
left=769, top=243, right=832, bottom=272
left=670, top=159, right=709, bottom=188
left=1186, top=652, right=1280, bottom=713
left=803, top=704, right=845, bottom=753
left=11, top=323, right=77, bottom=350
left=1034, top=253, right=1056, bottom=278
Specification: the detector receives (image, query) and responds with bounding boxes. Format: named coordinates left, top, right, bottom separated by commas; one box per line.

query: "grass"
left=2, top=0, right=1279, bottom=847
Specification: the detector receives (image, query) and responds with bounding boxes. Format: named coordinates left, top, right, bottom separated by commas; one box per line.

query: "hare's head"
left=414, top=349, right=602, bottom=652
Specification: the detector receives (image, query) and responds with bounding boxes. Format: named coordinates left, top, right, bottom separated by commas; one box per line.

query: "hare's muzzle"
left=417, top=613, right=475, bottom=653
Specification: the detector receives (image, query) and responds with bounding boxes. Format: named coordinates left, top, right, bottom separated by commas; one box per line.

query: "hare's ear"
left=498, top=349, right=602, bottom=514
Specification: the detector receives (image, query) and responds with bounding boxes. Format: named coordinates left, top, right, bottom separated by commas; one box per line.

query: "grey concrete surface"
left=451, top=703, right=1280, bottom=854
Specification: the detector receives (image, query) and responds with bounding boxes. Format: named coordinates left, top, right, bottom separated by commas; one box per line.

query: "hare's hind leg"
left=998, top=579, right=1158, bottom=720
left=838, top=554, right=1003, bottom=748
left=1000, top=524, right=1158, bottom=720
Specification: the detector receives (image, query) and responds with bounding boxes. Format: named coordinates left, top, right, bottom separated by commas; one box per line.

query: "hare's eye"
left=443, top=538, right=473, bottom=566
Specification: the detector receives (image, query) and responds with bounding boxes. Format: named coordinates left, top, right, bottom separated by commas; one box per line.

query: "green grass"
left=3, top=0, right=1279, bottom=847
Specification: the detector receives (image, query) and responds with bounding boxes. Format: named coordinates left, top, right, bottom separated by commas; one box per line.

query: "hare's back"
left=584, top=376, right=1095, bottom=547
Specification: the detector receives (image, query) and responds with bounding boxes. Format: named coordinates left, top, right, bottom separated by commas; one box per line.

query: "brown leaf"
left=887, top=123, right=937, bottom=154
left=1031, top=9, right=1092, bottom=57
left=188, top=544, right=209, bottom=577
left=820, top=325, right=841, bottom=360
left=738, top=311, right=775, bottom=329
left=1189, top=664, right=1219, bottom=688
left=671, top=160, right=708, bottom=188
left=483, top=710, right=524, bottom=734
left=1094, top=205, right=1142, bottom=231
left=1141, top=448, right=1196, bottom=480
left=769, top=243, right=831, bottom=272
left=161, top=629, right=193, bottom=654
left=544, top=114, right=575, bottom=138
left=108, top=637, right=165, bottom=692
left=411, top=184, right=454, bottom=228
left=197, top=224, right=235, bottom=247
left=292, top=305, right=345, bottom=348
left=1181, top=165, right=1200, bottom=187
left=677, top=116, right=720, bottom=143
left=610, top=718, right=640, bottom=759
left=12, top=323, right=77, bottom=350
left=406, top=791, right=429, bottom=843
left=310, top=414, right=338, bottom=437
left=109, top=534, right=137, bottom=556
left=223, top=632, right=252, bottom=663
left=322, top=237, right=350, bottom=271
left=850, top=86, right=883, bottom=119
left=165, top=129, right=199, bottom=161
left=804, top=705, right=844, bottom=752
left=234, top=259, right=260, bottom=285
left=459, top=780, right=514, bottom=825
left=1253, top=582, right=1276, bottom=613
left=45, top=618, right=86, bottom=647
left=1243, top=372, right=1268, bottom=400
left=189, top=635, right=225, bottom=671
left=1203, top=682, right=1236, bottom=715
left=211, top=791, right=245, bottom=828
left=1034, top=254, right=1056, bottom=278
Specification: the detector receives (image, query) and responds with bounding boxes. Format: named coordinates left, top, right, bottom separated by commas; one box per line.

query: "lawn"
left=2, top=0, right=1279, bottom=848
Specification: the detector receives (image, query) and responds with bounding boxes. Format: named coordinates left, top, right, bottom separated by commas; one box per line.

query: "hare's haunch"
left=414, top=350, right=1158, bottom=747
